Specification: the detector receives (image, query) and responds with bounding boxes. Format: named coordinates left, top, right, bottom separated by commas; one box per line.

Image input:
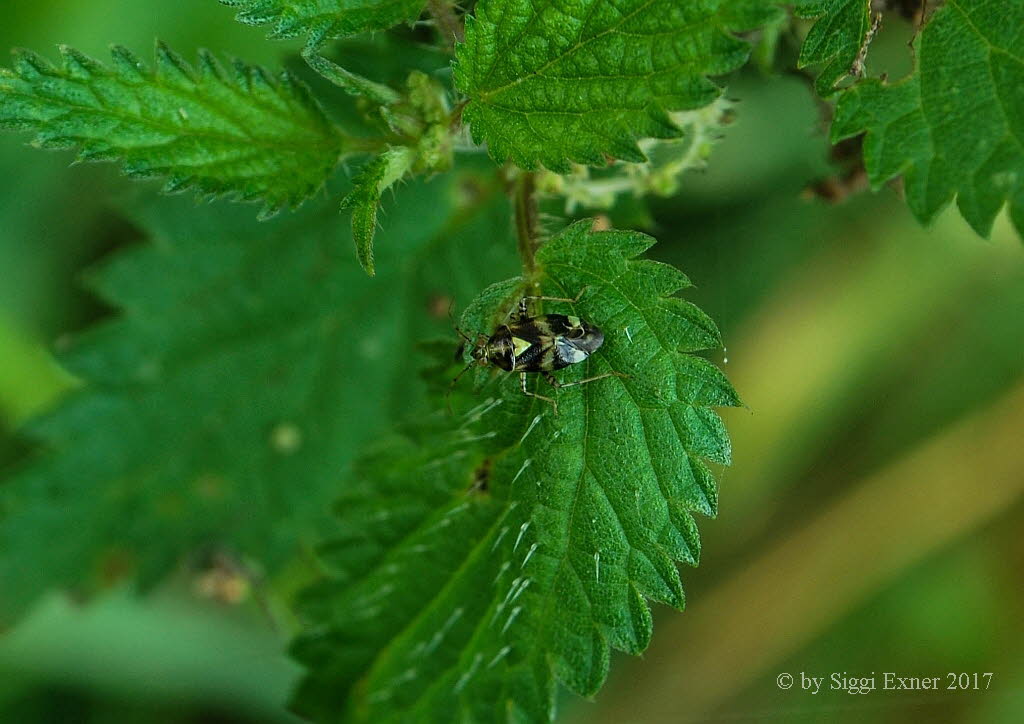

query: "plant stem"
left=427, top=0, right=465, bottom=50
left=513, top=172, right=541, bottom=275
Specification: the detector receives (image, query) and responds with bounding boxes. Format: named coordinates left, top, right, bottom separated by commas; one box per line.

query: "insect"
left=451, top=290, right=625, bottom=413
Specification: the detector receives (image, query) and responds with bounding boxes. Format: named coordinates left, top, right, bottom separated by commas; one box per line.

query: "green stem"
left=427, top=0, right=465, bottom=50
left=513, top=172, right=541, bottom=276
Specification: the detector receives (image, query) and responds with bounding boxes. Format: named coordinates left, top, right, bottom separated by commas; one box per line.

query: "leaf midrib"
left=4, top=67, right=339, bottom=154
left=475, top=0, right=660, bottom=100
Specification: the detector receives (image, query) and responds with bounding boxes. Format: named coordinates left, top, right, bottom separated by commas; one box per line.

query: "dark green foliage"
left=831, top=0, right=1024, bottom=236
left=291, top=221, right=739, bottom=722
left=0, top=43, right=345, bottom=216
left=0, top=172, right=518, bottom=623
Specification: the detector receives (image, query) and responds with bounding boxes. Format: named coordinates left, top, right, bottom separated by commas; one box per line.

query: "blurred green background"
left=1, top=2, right=1022, bottom=723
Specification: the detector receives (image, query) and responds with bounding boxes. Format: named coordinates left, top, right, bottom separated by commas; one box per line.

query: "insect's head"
left=447, top=328, right=490, bottom=414
left=455, top=331, right=489, bottom=365
left=469, top=337, right=489, bottom=362
left=453, top=323, right=487, bottom=361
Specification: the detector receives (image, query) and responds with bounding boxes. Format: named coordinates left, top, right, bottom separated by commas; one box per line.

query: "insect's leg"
left=550, top=371, right=629, bottom=389
left=500, top=297, right=529, bottom=323
left=520, top=372, right=558, bottom=414
left=509, top=286, right=591, bottom=322
left=519, top=286, right=591, bottom=311
left=446, top=361, right=477, bottom=414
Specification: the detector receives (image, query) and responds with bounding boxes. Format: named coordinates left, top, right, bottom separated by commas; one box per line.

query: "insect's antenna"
left=446, top=361, right=476, bottom=415
left=446, top=299, right=484, bottom=414
left=447, top=298, right=473, bottom=341
left=448, top=303, right=477, bottom=345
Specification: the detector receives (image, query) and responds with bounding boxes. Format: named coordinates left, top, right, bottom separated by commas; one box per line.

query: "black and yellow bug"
left=452, top=290, right=624, bottom=413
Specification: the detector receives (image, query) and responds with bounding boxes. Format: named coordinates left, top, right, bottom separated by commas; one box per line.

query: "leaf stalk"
left=513, top=171, right=541, bottom=275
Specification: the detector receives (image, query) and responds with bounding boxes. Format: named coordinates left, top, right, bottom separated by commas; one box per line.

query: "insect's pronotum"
left=452, top=289, right=626, bottom=413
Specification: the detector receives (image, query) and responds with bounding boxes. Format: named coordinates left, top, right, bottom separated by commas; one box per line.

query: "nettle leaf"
left=831, top=0, right=1024, bottom=237
left=219, top=0, right=428, bottom=47
left=0, top=171, right=518, bottom=622
left=341, top=147, right=416, bottom=275
left=291, top=221, right=739, bottom=722
left=795, top=0, right=873, bottom=96
left=454, top=0, right=774, bottom=172
left=0, top=43, right=345, bottom=215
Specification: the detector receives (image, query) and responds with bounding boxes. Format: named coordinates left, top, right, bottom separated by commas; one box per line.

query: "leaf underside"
left=0, top=42, right=344, bottom=215
left=0, top=173, right=518, bottom=623
left=454, top=0, right=777, bottom=173
left=831, top=0, right=1024, bottom=237
left=219, top=0, right=428, bottom=47
left=291, top=221, right=739, bottom=723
